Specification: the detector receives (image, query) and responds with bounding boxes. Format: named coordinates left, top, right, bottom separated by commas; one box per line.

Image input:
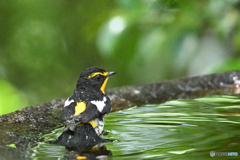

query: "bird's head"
left=76, top=67, right=116, bottom=94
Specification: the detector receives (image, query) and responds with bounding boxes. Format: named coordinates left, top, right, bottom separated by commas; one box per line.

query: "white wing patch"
left=64, top=98, right=74, bottom=107
left=91, top=97, right=107, bottom=112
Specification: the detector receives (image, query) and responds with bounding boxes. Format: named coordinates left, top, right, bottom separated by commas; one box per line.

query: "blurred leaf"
left=214, top=58, right=240, bottom=72
left=97, top=16, right=127, bottom=57
left=0, top=79, right=28, bottom=115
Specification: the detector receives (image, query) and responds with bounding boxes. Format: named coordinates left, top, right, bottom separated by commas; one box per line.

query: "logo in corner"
left=210, top=151, right=215, bottom=157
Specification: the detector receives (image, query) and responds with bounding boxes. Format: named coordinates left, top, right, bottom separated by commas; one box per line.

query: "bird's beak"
left=101, top=71, right=116, bottom=94
left=106, top=71, right=116, bottom=77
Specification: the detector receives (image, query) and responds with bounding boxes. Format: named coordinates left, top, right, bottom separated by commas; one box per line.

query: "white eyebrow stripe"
left=64, top=98, right=74, bottom=107
left=91, top=97, right=107, bottom=112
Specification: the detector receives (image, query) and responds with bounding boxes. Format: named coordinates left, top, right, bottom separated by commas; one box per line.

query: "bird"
left=62, top=67, right=116, bottom=135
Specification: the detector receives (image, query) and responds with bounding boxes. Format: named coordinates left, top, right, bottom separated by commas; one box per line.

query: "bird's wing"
left=74, top=96, right=111, bottom=123
left=63, top=99, right=98, bottom=131
left=62, top=98, right=76, bottom=121
left=75, top=102, right=99, bottom=123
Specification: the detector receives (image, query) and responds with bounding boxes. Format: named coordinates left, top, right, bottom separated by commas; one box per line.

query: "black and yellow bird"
left=62, top=67, right=116, bottom=135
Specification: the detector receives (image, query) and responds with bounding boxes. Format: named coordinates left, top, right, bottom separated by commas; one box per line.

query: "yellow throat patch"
left=101, top=77, right=109, bottom=94
left=74, top=101, right=86, bottom=115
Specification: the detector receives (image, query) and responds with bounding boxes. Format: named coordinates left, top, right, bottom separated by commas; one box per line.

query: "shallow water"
left=30, top=95, right=240, bottom=159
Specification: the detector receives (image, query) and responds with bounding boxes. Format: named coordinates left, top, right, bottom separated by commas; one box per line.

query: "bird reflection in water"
left=52, top=123, right=112, bottom=159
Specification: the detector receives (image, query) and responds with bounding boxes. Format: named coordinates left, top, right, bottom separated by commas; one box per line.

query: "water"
left=30, top=95, right=240, bottom=159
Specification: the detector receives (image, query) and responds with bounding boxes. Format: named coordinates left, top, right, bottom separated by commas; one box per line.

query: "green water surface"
left=31, top=95, right=240, bottom=160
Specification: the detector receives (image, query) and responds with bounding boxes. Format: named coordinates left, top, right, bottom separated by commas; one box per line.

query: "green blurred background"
left=0, top=0, right=240, bottom=115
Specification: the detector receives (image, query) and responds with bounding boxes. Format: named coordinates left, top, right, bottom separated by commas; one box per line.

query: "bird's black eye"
left=95, top=74, right=102, bottom=80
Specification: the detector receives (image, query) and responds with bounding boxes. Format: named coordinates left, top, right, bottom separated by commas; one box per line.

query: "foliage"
left=0, top=0, right=240, bottom=115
